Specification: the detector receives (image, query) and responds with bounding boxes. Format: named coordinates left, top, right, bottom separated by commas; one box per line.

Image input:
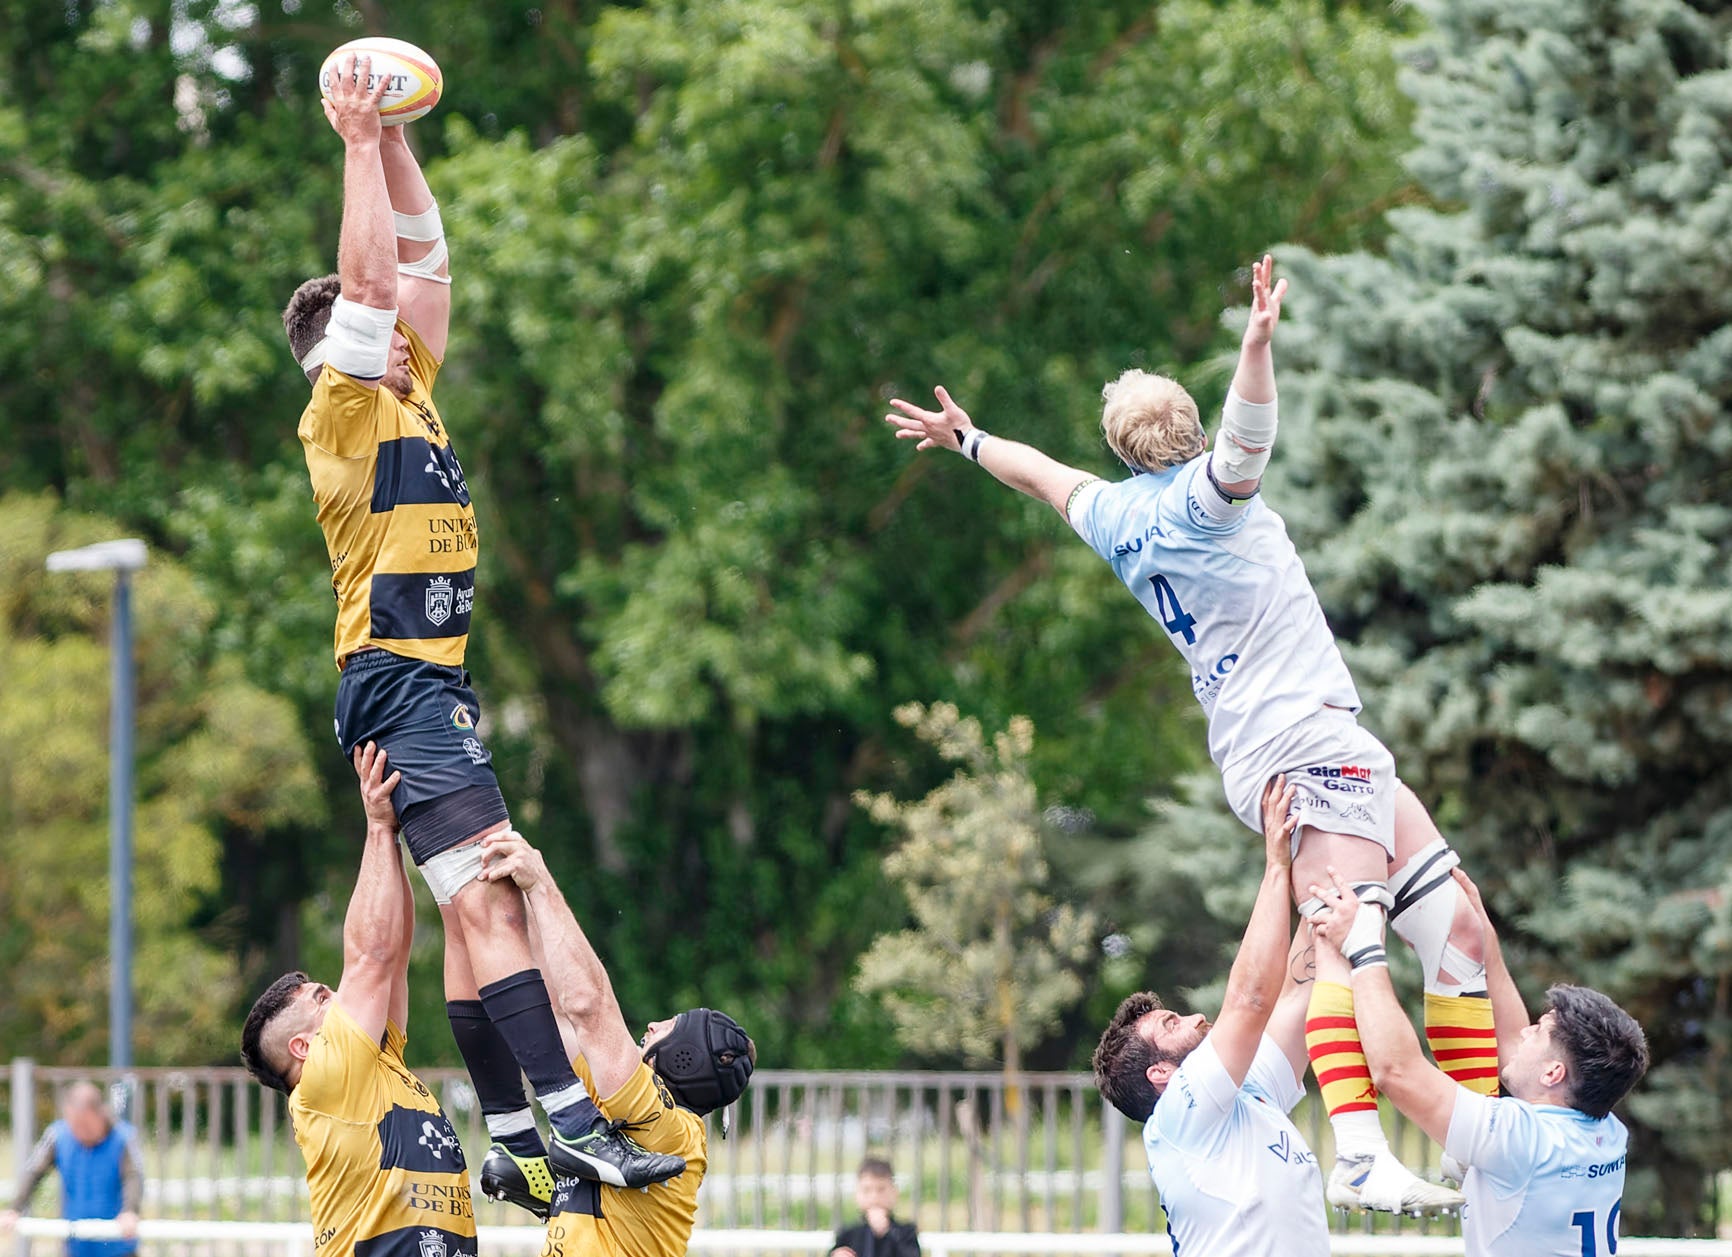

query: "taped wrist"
left=395, top=201, right=450, bottom=284
left=316, top=296, right=398, bottom=380
left=1210, top=388, right=1278, bottom=483
left=959, top=429, right=991, bottom=462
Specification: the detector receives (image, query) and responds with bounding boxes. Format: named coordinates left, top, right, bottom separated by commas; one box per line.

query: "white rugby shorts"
left=1222, top=706, right=1397, bottom=857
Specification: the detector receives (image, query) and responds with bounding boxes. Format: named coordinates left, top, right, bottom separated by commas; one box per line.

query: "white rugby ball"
left=318, top=37, right=443, bottom=126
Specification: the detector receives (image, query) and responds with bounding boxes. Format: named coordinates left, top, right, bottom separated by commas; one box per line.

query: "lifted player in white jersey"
left=888, top=257, right=1477, bottom=1212
left=1094, top=776, right=1330, bottom=1256
left=1309, top=865, right=1648, bottom=1255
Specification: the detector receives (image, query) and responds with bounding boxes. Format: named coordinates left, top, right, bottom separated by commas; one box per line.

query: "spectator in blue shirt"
left=1, top=1082, right=143, bottom=1257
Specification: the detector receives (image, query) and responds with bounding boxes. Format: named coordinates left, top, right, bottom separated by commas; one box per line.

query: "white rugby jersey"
left=1070, top=454, right=1360, bottom=770
left=1447, top=1091, right=1629, bottom=1257
left=1143, top=1035, right=1331, bottom=1257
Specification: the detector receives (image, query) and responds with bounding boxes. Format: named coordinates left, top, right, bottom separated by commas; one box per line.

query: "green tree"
left=0, top=0, right=1418, bottom=1066
left=0, top=493, right=322, bottom=1062
left=1218, top=0, right=1732, bottom=1232
left=853, top=703, right=1096, bottom=1073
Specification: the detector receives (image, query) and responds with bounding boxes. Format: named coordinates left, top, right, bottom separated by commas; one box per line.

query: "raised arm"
left=316, top=54, right=396, bottom=391
left=379, top=125, right=450, bottom=360
left=1265, top=926, right=1319, bottom=1088
left=885, top=386, right=1097, bottom=521
left=1452, top=868, right=1529, bottom=1067
left=1190, top=775, right=1299, bottom=1088
left=478, top=831, right=643, bottom=1096
left=1211, top=255, right=1286, bottom=500
left=333, top=742, right=411, bottom=1044
left=1311, top=868, right=1460, bottom=1147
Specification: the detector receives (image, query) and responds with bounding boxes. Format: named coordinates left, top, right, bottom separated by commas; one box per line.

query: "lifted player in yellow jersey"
left=265, top=53, right=680, bottom=1212
left=240, top=743, right=476, bottom=1257
left=477, top=830, right=757, bottom=1257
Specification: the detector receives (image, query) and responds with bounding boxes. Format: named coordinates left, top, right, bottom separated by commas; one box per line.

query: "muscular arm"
left=1454, top=869, right=1529, bottom=1067
left=1211, top=255, right=1286, bottom=499
left=333, top=743, right=410, bottom=1044
left=1207, top=775, right=1300, bottom=1087
left=388, top=830, right=415, bottom=1033
left=379, top=126, right=450, bottom=360
left=336, top=131, right=396, bottom=314
left=1349, top=959, right=1461, bottom=1147
left=1265, top=928, right=1318, bottom=1087
left=480, top=832, right=642, bottom=1096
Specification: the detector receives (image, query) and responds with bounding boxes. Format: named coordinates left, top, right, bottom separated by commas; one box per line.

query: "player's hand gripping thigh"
left=1291, top=828, right=1386, bottom=916
left=448, top=822, right=538, bottom=986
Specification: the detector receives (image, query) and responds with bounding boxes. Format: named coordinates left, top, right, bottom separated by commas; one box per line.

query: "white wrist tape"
left=395, top=202, right=451, bottom=284
left=960, top=429, right=991, bottom=462
left=1344, top=898, right=1389, bottom=970
left=322, top=295, right=398, bottom=379
left=1211, top=388, right=1278, bottom=483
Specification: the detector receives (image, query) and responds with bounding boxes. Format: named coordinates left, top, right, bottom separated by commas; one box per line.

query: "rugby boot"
left=548, top=1121, right=685, bottom=1188
left=1326, top=1150, right=1465, bottom=1215
left=1440, top=1151, right=1468, bottom=1187
left=480, top=1142, right=555, bottom=1220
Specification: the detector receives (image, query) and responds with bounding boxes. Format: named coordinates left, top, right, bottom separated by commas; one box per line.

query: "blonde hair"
left=1099, top=369, right=1203, bottom=473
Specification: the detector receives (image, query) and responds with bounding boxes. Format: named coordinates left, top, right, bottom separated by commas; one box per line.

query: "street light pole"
left=45, top=539, right=147, bottom=1082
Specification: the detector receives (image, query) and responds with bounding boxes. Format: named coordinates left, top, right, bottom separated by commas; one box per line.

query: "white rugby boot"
left=1327, top=1149, right=1466, bottom=1215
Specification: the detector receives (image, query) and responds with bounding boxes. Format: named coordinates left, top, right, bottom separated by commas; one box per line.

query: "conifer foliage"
left=1267, top=0, right=1732, bottom=1230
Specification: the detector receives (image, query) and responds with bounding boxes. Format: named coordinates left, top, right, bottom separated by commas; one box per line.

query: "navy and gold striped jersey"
left=298, top=321, right=477, bottom=668
left=290, top=1002, right=477, bottom=1257
left=543, top=1059, right=707, bottom=1257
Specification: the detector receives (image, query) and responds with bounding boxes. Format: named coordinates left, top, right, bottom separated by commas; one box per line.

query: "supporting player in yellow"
left=241, top=743, right=476, bottom=1257
left=477, top=831, right=756, bottom=1257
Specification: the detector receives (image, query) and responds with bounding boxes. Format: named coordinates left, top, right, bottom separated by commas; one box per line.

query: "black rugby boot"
left=479, top=1143, right=555, bottom=1220
left=548, top=1121, right=685, bottom=1188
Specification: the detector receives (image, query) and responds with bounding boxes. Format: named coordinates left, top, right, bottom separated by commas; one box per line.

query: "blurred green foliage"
left=0, top=0, right=1413, bottom=1069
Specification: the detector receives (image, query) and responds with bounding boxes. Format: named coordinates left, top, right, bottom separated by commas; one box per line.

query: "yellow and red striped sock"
left=1425, top=992, right=1500, bottom=1096
left=1307, top=981, right=1379, bottom=1118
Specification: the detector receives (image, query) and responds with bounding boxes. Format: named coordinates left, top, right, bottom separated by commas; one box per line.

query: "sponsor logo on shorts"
left=1307, top=765, right=1375, bottom=795
left=1340, top=803, right=1376, bottom=825
left=426, top=575, right=454, bottom=627
left=461, top=737, right=487, bottom=765
left=451, top=704, right=474, bottom=730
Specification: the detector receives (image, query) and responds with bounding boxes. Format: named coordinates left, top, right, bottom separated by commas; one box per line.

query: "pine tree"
left=1248, top=0, right=1732, bottom=1232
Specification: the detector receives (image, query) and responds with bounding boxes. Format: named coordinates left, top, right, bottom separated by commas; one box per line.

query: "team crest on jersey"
left=426, top=575, right=454, bottom=627
left=418, top=1230, right=448, bottom=1257
left=451, top=704, right=474, bottom=730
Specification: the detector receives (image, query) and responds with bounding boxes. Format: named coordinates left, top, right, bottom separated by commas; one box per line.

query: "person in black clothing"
left=831, top=1157, right=920, bottom=1257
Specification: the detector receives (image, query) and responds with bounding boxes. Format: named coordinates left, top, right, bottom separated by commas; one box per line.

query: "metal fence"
left=1, top=1060, right=1477, bottom=1242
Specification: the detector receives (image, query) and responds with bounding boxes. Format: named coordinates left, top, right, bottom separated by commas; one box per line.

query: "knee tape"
left=1387, top=838, right=1486, bottom=996
left=418, top=837, right=489, bottom=906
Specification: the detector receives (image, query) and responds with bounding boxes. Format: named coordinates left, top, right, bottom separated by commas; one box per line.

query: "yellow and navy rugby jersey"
left=543, top=1057, right=707, bottom=1257
left=298, top=321, right=478, bottom=668
left=289, top=1001, right=477, bottom=1257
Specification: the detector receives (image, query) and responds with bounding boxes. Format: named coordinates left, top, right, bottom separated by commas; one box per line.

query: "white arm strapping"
left=323, top=295, right=398, bottom=380
left=1210, top=388, right=1279, bottom=484
left=395, top=202, right=451, bottom=285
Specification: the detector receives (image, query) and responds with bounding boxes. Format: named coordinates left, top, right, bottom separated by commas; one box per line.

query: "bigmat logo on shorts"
left=1307, top=765, right=1375, bottom=795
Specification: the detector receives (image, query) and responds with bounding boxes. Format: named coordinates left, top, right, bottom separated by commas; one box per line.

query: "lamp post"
left=45, top=539, right=147, bottom=1081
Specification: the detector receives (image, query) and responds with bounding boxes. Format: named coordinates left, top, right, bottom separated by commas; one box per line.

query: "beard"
left=383, top=363, right=413, bottom=399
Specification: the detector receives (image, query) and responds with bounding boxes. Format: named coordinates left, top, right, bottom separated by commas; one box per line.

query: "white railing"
left=14, top=1219, right=1732, bottom=1256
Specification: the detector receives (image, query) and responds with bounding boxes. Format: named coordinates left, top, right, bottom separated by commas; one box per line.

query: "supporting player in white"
left=888, top=256, right=1474, bottom=1212
left=1308, top=865, right=1649, bottom=1255
left=1093, top=777, right=1331, bottom=1256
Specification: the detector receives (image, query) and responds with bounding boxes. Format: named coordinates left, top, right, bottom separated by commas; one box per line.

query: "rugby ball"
left=318, top=37, right=443, bottom=126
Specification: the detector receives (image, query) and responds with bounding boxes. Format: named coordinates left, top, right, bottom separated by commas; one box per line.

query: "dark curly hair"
left=1093, top=992, right=1187, bottom=1122
left=283, top=275, right=341, bottom=377
left=241, top=971, right=311, bottom=1095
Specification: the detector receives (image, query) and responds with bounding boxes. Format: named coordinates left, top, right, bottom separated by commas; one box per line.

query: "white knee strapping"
left=1210, top=388, right=1278, bottom=483
left=418, top=837, right=488, bottom=906
left=1387, top=838, right=1486, bottom=996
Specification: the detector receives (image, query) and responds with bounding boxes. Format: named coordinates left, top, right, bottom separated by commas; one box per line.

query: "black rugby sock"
left=447, top=999, right=547, bottom=1158
left=477, top=970, right=604, bottom=1140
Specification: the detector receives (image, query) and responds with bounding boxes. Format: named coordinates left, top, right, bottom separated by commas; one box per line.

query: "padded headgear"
left=649, top=1007, right=754, bottom=1117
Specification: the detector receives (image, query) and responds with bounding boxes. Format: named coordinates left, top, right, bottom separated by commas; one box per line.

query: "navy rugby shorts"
left=334, top=649, right=509, bottom=864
